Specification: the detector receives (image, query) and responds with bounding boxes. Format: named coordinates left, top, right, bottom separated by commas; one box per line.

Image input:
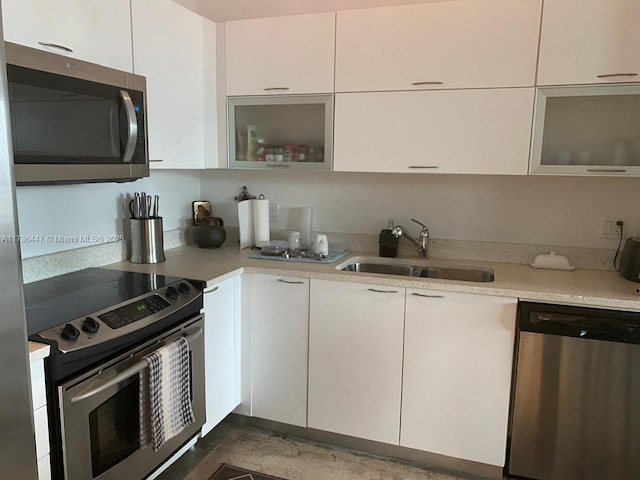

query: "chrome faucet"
left=392, top=219, right=429, bottom=258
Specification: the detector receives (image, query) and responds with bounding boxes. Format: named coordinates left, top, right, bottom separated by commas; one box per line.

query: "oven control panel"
left=99, top=294, right=170, bottom=329
left=37, top=281, right=200, bottom=353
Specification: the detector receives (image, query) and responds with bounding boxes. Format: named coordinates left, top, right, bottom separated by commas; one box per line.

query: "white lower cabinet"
left=37, top=454, right=51, bottom=480
left=251, top=274, right=309, bottom=427
left=308, top=279, right=405, bottom=445
left=243, top=274, right=518, bottom=468
left=34, top=406, right=50, bottom=462
left=31, top=359, right=51, bottom=479
left=202, top=277, right=241, bottom=436
left=401, top=289, right=517, bottom=466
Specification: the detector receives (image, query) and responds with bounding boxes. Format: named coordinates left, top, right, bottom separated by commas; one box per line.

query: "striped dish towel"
left=140, top=336, right=194, bottom=451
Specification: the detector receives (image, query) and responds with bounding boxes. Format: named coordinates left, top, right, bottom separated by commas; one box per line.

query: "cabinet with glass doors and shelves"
left=227, top=95, right=333, bottom=170
left=530, top=84, right=640, bottom=176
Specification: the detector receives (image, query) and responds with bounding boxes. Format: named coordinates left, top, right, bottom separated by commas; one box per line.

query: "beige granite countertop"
left=32, top=242, right=635, bottom=362
left=28, top=341, right=50, bottom=363
left=105, top=243, right=640, bottom=312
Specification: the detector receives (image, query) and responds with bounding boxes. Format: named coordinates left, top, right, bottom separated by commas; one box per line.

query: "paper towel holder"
left=237, top=193, right=270, bottom=250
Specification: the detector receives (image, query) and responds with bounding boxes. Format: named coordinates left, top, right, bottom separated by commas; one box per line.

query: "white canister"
left=312, top=234, right=329, bottom=256
left=288, top=231, right=301, bottom=250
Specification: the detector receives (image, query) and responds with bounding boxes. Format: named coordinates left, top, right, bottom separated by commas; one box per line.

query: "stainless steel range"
left=24, top=268, right=205, bottom=480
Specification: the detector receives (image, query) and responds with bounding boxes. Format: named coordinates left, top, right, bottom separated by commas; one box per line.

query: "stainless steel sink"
left=418, top=266, right=494, bottom=282
left=340, top=262, right=494, bottom=283
left=341, top=263, right=419, bottom=277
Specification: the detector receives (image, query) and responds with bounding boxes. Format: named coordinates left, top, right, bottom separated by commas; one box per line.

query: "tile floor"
left=157, top=421, right=486, bottom=480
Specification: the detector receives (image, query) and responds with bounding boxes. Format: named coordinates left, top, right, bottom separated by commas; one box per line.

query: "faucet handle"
left=411, top=218, right=427, bottom=229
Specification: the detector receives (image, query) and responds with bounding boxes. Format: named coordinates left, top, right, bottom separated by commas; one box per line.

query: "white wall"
left=200, top=170, right=637, bottom=249
left=16, top=170, right=201, bottom=258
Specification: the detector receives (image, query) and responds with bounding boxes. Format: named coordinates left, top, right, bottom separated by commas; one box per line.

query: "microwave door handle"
left=69, top=327, right=203, bottom=404
left=119, top=90, right=138, bottom=163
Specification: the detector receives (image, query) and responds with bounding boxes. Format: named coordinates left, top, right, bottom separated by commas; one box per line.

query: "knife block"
left=129, top=218, right=166, bottom=264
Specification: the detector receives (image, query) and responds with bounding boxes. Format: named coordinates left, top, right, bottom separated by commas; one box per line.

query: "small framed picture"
left=192, top=201, right=211, bottom=226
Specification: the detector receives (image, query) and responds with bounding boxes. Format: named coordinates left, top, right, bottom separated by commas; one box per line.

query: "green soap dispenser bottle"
left=379, top=219, right=399, bottom=258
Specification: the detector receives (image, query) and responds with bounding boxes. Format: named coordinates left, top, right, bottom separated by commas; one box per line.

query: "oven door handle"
left=120, top=90, right=138, bottom=164
left=69, top=327, right=203, bottom=404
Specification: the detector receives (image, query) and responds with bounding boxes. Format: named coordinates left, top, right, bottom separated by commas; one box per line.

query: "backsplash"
left=21, top=228, right=193, bottom=283
left=21, top=224, right=616, bottom=284
left=267, top=229, right=617, bottom=271
left=200, top=169, right=639, bottom=250
left=15, top=170, right=201, bottom=258
left=18, top=168, right=633, bottom=281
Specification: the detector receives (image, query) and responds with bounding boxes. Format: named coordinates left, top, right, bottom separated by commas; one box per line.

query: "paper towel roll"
left=300, top=206, right=313, bottom=249
left=238, top=200, right=254, bottom=250
left=253, top=199, right=271, bottom=247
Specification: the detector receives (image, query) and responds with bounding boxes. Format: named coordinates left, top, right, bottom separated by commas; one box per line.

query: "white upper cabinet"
left=334, top=88, right=535, bottom=175
left=204, top=20, right=222, bottom=168
left=2, top=0, right=133, bottom=72
left=132, top=0, right=206, bottom=169
left=538, top=0, right=640, bottom=86
left=335, top=0, right=542, bottom=92
left=225, top=13, right=336, bottom=96
left=530, top=84, right=640, bottom=176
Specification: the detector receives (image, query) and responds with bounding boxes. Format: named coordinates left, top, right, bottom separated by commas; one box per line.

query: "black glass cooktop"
left=24, top=268, right=184, bottom=336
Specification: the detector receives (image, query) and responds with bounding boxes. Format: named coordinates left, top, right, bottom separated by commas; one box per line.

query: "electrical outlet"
left=599, top=217, right=626, bottom=240
left=269, top=202, right=279, bottom=222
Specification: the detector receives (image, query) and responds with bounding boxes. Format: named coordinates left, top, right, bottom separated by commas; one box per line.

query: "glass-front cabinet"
left=530, top=84, right=640, bottom=176
left=228, top=95, right=333, bottom=170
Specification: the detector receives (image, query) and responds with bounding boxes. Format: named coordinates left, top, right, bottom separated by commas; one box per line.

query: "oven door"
left=58, top=316, right=204, bottom=480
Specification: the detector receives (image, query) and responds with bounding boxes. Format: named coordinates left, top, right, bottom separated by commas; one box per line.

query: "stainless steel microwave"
left=5, top=42, right=149, bottom=185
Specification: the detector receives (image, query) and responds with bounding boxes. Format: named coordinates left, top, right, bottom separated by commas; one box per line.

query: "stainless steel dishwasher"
left=508, top=301, right=640, bottom=480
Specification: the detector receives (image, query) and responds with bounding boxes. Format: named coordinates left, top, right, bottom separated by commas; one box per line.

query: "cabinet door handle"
left=596, top=73, right=638, bottom=78
left=264, top=87, right=290, bottom=91
left=368, top=288, right=399, bottom=294
left=203, top=285, right=219, bottom=294
left=411, top=292, right=444, bottom=298
left=38, top=41, right=73, bottom=53
left=149, top=159, right=164, bottom=163
left=411, top=81, right=444, bottom=86
left=408, top=166, right=439, bottom=169
left=277, top=279, right=305, bottom=284
left=586, top=168, right=627, bottom=173
left=266, top=164, right=291, bottom=168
